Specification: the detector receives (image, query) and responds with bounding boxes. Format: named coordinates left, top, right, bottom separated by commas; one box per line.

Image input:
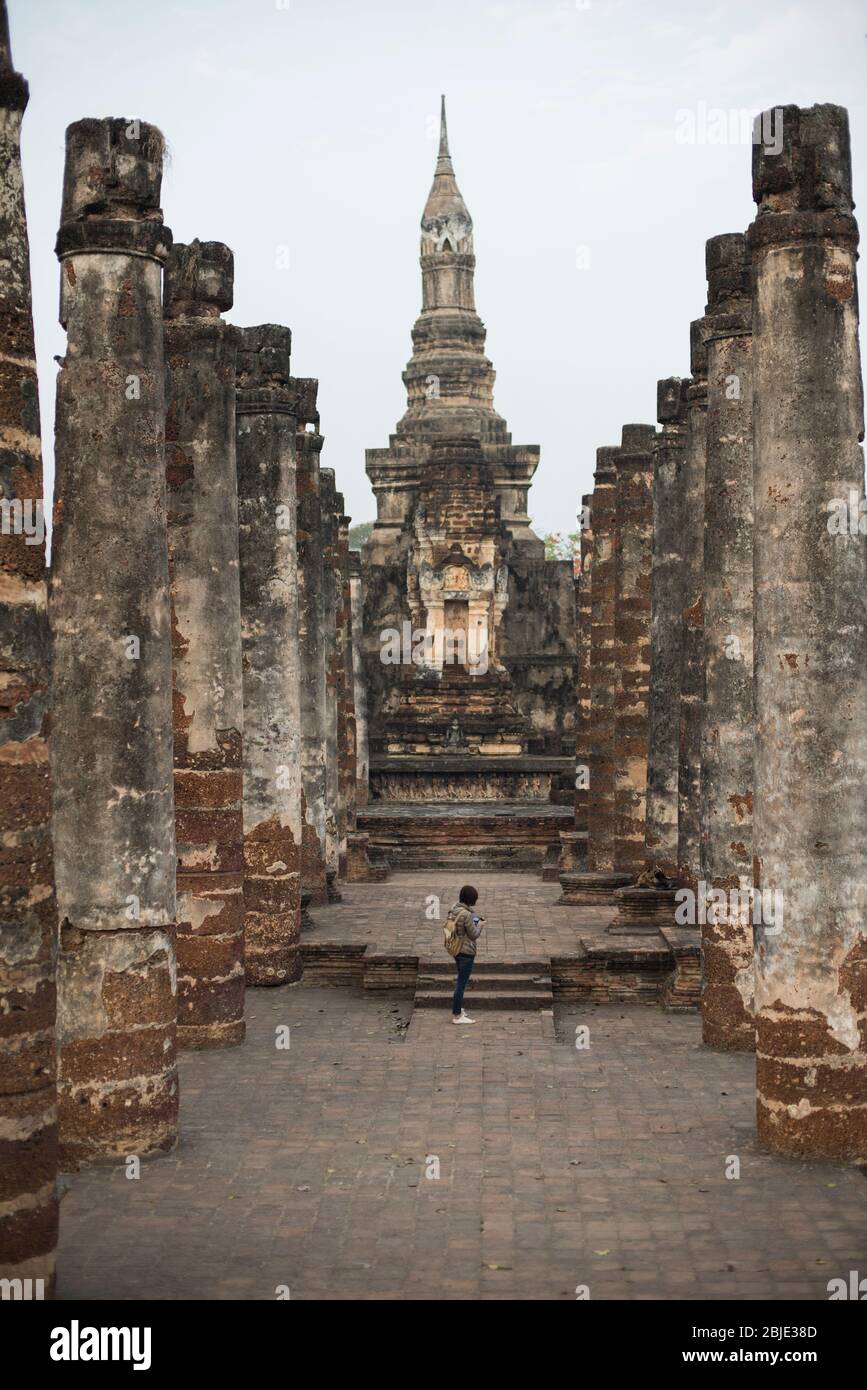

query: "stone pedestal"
left=699, top=233, right=755, bottom=1052
left=0, top=2, right=57, bottom=1286
left=558, top=871, right=633, bottom=907
left=164, top=240, right=245, bottom=1049
left=51, top=118, right=178, bottom=1166
left=749, top=103, right=867, bottom=1159
left=236, top=326, right=302, bottom=985
left=609, top=886, right=679, bottom=936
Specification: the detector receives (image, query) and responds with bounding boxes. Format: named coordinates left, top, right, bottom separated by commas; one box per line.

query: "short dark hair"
left=459, top=885, right=478, bottom=906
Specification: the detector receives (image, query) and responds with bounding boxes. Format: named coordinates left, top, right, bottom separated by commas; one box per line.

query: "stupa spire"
left=438, top=94, right=450, bottom=162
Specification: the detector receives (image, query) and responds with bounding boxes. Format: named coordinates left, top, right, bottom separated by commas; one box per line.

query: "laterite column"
left=644, top=378, right=689, bottom=879
left=749, top=103, right=866, bottom=1157
left=164, top=240, right=245, bottom=1047
left=51, top=118, right=178, bottom=1166
left=559, top=448, right=631, bottom=905
left=677, top=320, right=709, bottom=892
left=0, top=1, right=57, bottom=1286
left=612, top=423, right=655, bottom=876
left=295, top=382, right=329, bottom=905
left=700, top=233, right=755, bottom=1050
left=320, top=467, right=341, bottom=900
left=235, top=326, right=302, bottom=984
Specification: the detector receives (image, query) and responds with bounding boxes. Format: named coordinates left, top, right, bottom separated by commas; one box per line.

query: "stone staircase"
left=414, top=957, right=553, bottom=1011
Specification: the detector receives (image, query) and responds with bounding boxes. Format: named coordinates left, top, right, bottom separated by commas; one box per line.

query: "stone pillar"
left=235, top=326, right=302, bottom=984
left=335, top=500, right=357, bottom=875
left=644, top=378, right=689, bottom=879
left=557, top=493, right=592, bottom=889
left=749, top=103, right=867, bottom=1158
left=320, top=467, right=341, bottom=900
left=295, top=382, right=329, bottom=906
left=51, top=118, right=177, bottom=1166
left=700, top=233, right=755, bottom=1051
left=164, top=240, right=245, bottom=1049
left=677, top=320, right=709, bottom=892
left=0, top=3, right=57, bottom=1288
left=349, top=551, right=369, bottom=807
left=559, top=448, right=631, bottom=905
left=612, top=424, right=655, bottom=877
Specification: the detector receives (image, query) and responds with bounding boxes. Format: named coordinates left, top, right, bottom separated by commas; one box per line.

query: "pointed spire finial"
left=0, top=1, right=13, bottom=74
left=439, top=94, right=449, bottom=159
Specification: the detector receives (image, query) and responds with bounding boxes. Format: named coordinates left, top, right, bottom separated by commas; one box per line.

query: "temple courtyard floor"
left=56, top=874, right=867, bottom=1301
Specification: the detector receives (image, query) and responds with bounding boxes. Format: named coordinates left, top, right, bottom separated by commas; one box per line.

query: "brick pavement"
left=56, top=969, right=867, bottom=1300
left=305, top=871, right=616, bottom=957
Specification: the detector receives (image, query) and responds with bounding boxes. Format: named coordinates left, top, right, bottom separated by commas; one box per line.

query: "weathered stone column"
left=559, top=448, right=631, bottom=904
left=51, top=118, right=177, bottom=1166
left=700, top=233, right=755, bottom=1051
left=573, top=492, right=593, bottom=836
left=295, top=382, right=329, bottom=907
left=612, top=423, right=655, bottom=876
left=749, top=103, right=867, bottom=1158
left=349, top=551, right=369, bottom=807
left=0, top=2, right=57, bottom=1288
left=164, top=240, right=245, bottom=1049
left=320, top=467, right=341, bottom=900
left=644, top=378, right=689, bottom=879
left=677, top=320, right=709, bottom=892
left=557, top=493, right=592, bottom=890
left=335, top=499, right=356, bottom=874
left=235, top=326, right=302, bottom=984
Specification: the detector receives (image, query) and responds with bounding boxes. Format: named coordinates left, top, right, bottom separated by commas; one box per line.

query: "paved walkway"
left=57, top=924, right=867, bottom=1300
left=308, top=871, right=616, bottom=957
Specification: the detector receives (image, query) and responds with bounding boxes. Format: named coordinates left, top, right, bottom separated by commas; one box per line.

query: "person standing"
left=447, top=885, right=483, bottom=1024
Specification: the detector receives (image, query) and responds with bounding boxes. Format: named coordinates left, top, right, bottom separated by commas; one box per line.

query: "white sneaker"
left=452, top=1011, right=476, bottom=1025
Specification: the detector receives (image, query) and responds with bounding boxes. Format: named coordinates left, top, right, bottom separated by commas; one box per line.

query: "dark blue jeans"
left=452, top=952, right=475, bottom=1015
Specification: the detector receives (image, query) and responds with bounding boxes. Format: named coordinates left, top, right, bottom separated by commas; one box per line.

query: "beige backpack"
left=443, top=905, right=465, bottom=958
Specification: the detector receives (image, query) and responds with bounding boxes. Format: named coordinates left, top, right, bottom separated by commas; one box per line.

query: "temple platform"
left=357, top=798, right=573, bottom=872
left=302, top=871, right=700, bottom=1013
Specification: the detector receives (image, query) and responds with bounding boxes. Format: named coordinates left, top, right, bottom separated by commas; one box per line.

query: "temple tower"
left=361, top=98, right=575, bottom=819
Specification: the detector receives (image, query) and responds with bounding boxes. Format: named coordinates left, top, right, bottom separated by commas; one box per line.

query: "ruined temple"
left=361, top=100, right=575, bottom=815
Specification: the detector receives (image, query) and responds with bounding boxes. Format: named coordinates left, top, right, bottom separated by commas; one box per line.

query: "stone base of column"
left=756, top=1012, right=867, bottom=1162
left=344, top=831, right=390, bottom=882
left=325, top=869, right=342, bottom=904
left=540, top=840, right=562, bottom=881
left=175, top=761, right=246, bottom=1049
left=57, top=925, right=178, bottom=1169
left=243, top=821, right=302, bottom=987
left=176, top=874, right=245, bottom=1050
left=701, top=915, right=755, bottom=1051
left=301, top=817, right=329, bottom=907
left=556, top=871, right=633, bottom=906
left=300, top=891, right=315, bottom=933
left=660, top=926, right=702, bottom=1012
left=608, top=886, right=679, bottom=935
left=557, top=829, right=588, bottom=874
left=0, top=898, right=57, bottom=1293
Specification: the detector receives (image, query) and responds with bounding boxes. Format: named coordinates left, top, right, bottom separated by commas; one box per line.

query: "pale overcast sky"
left=12, top=0, right=867, bottom=540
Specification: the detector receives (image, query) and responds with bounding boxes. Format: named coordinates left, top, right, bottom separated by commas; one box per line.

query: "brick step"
left=419, top=958, right=551, bottom=976
left=417, top=972, right=552, bottom=992
left=378, top=849, right=544, bottom=870
left=414, top=988, right=553, bottom=1011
